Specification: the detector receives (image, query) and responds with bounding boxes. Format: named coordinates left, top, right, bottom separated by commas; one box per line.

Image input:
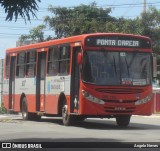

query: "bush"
left=0, top=103, right=7, bottom=114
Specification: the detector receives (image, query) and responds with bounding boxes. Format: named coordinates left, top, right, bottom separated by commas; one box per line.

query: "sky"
left=0, top=0, right=160, bottom=59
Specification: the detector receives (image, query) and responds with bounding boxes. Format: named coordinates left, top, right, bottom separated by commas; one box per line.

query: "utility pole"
left=143, top=0, right=146, bottom=13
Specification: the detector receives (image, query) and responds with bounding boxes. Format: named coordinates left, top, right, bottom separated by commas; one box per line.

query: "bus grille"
left=95, top=88, right=144, bottom=94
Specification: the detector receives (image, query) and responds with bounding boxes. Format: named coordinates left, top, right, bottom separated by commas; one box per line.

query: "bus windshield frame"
left=82, top=50, right=152, bottom=86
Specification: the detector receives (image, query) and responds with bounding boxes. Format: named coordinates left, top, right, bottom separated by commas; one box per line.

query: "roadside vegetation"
left=0, top=103, right=7, bottom=114
left=19, top=3, right=160, bottom=55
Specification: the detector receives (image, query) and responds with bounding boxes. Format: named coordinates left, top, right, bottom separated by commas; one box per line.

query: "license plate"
left=114, top=107, right=126, bottom=110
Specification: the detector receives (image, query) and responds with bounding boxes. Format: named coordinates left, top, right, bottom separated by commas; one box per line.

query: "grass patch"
left=0, top=103, right=7, bottom=114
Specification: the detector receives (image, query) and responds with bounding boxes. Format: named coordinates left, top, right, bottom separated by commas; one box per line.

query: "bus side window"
left=48, top=46, right=59, bottom=76
left=5, top=54, right=10, bottom=79
left=26, top=50, right=36, bottom=77
left=16, top=52, right=26, bottom=78
left=59, top=46, right=70, bottom=75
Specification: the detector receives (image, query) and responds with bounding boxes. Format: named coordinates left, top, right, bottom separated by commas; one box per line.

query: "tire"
left=21, top=97, right=41, bottom=121
left=116, top=115, right=131, bottom=127
left=21, top=97, right=30, bottom=120
left=62, top=101, right=74, bottom=126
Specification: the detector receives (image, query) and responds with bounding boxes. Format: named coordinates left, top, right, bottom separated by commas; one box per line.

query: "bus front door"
left=36, top=51, right=46, bottom=112
left=9, top=56, right=16, bottom=110
left=71, top=46, right=81, bottom=113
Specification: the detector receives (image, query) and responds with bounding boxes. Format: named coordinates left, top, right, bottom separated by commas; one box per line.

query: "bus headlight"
left=82, top=90, right=105, bottom=105
left=135, top=94, right=152, bottom=105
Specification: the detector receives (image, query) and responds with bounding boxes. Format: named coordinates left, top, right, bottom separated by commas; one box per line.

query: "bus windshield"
left=82, top=50, right=151, bottom=86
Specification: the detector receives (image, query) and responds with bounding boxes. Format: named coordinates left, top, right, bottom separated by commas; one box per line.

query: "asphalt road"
left=0, top=114, right=160, bottom=150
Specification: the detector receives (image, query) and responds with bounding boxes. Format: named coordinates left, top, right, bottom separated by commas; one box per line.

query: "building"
left=0, top=59, right=4, bottom=107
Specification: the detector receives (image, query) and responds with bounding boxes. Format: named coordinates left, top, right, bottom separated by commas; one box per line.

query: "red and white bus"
left=3, top=33, right=153, bottom=126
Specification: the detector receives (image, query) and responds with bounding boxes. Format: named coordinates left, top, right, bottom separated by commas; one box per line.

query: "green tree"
left=0, top=0, right=41, bottom=21
left=18, top=3, right=160, bottom=55
left=19, top=25, right=46, bottom=43
left=44, top=2, right=116, bottom=38
left=18, top=35, right=29, bottom=44
left=29, top=25, right=45, bottom=42
left=139, top=6, right=160, bottom=53
left=104, top=6, right=160, bottom=54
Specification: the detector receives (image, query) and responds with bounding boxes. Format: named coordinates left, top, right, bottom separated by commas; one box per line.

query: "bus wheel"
left=62, top=102, right=73, bottom=126
left=116, top=115, right=131, bottom=127
left=21, top=98, right=41, bottom=121
left=22, top=97, right=29, bottom=120
left=22, top=97, right=34, bottom=120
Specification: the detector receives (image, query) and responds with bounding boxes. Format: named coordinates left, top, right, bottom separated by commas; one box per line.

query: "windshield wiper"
left=124, top=50, right=139, bottom=77
left=113, top=56, right=118, bottom=78
left=125, top=57, right=130, bottom=77
left=128, top=50, right=139, bottom=67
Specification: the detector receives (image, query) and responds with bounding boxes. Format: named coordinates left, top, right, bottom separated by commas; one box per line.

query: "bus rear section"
left=3, top=33, right=154, bottom=127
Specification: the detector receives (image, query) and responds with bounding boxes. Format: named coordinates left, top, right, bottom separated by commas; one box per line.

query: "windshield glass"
left=82, top=50, right=151, bottom=86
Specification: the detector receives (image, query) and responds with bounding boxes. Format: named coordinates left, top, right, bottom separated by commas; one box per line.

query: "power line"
left=0, top=25, right=35, bottom=29
left=47, top=1, right=160, bottom=8
left=121, top=0, right=139, bottom=16
left=0, top=1, right=159, bottom=36
left=144, top=0, right=147, bottom=13
left=0, top=35, right=52, bottom=38
left=39, top=1, right=160, bottom=8
left=0, top=26, right=51, bottom=32
left=0, top=16, right=43, bottom=21
left=0, top=1, right=160, bottom=12
left=0, top=1, right=159, bottom=22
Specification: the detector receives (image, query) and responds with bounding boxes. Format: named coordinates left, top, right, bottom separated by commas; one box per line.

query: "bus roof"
left=6, top=33, right=151, bottom=53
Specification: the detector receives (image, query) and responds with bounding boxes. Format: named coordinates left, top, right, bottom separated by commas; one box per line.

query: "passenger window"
left=26, top=50, right=36, bottom=77
left=16, top=52, right=26, bottom=78
left=59, top=46, right=70, bottom=75
left=5, top=54, right=10, bottom=79
left=47, top=45, right=70, bottom=76
left=48, top=47, right=59, bottom=75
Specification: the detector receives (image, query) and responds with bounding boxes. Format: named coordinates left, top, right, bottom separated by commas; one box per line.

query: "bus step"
left=70, top=113, right=79, bottom=115
left=37, top=112, right=45, bottom=116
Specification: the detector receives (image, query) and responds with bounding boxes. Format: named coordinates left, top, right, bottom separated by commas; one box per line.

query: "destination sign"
left=96, top=39, right=139, bottom=47
left=85, top=36, right=151, bottom=48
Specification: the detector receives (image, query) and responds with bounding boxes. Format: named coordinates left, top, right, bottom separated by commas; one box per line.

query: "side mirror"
left=77, top=52, right=82, bottom=64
